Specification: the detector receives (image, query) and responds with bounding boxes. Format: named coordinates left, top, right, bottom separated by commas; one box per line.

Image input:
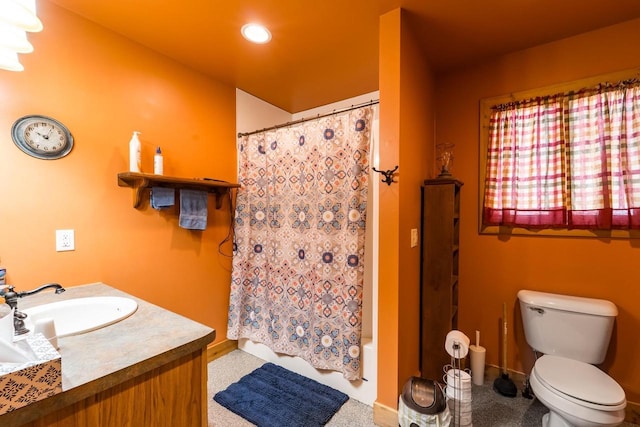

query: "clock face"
left=11, top=115, right=74, bottom=160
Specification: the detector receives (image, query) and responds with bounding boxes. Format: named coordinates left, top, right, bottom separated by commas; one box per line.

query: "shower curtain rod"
left=237, top=99, right=379, bottom=137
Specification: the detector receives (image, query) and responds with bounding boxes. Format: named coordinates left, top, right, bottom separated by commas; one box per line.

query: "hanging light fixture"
left=0, top=0, right=42, bottom=71
left=0, top=0, right=42, bottom=31
left=0, top=47, right=24, bottom=71
left=0, top=22, right=34, bottom=53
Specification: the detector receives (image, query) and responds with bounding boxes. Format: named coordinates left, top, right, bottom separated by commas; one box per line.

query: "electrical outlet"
left=56, top=229, right=75, bottom=252
left=410, top=228, right=418, bottom=248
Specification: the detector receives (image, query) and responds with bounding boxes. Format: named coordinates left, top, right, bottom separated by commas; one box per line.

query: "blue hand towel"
left=150, top=187, right=175, bottom=210
left=179, top=189, right=208, bottom=230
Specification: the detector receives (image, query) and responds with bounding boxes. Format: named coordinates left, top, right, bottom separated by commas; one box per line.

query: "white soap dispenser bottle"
left=129, top=131, right=141, bottom=173
left=154, top=146, right=163, bottom=175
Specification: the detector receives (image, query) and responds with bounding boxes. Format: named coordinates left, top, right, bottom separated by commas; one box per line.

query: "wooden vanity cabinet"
left=0, top=283, right=215, bottom=427
left=18, top=349, right=208, bottom=427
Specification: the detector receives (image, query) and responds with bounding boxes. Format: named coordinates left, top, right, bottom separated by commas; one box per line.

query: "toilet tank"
left=517, top=290, right=618, bottom=364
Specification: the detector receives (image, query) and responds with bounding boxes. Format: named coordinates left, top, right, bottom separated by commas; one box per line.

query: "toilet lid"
left=535, top=355, right=626, bottom=407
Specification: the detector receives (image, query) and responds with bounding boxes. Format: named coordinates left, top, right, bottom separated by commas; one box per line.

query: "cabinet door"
left=420, top=179, right=462, bottom=381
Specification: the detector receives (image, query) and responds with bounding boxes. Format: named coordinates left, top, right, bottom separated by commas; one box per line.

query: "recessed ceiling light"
left=241, top=23, right=271, bottom=44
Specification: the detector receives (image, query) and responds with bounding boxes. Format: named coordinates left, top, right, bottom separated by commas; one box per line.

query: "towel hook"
left=372, top=165, right=398, bottom=186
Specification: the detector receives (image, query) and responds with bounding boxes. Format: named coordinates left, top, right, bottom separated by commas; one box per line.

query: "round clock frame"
left=11, top=115, right=74, bottom=160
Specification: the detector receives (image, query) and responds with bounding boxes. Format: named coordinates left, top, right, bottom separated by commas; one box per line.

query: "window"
left=479, top=69, right=640, bottom=237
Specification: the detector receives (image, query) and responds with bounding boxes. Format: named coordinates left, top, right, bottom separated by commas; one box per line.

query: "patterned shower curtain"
left=227, top=106, right=373, bottom=380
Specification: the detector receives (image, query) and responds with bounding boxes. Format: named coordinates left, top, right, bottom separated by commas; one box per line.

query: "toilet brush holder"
left=469, top=344, right=486, bottom=386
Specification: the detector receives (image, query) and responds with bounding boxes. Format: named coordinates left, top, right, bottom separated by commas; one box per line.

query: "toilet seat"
left=534, top=355, right=626, bottom=411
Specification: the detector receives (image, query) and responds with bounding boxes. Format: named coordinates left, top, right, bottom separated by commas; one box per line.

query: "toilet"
left=518, top=290, right=626, bottom=427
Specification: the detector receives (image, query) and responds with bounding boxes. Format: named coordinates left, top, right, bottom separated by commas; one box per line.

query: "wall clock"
left=11, top=115, right=74, bottom=160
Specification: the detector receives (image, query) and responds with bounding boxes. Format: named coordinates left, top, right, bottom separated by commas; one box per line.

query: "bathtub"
left=238, top=336, right=377, bottom=406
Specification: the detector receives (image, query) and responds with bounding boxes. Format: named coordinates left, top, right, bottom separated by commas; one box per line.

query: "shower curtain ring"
left=372, top=166, right=398, bottom=186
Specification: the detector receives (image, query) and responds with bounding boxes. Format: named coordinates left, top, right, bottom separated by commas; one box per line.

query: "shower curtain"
left=227, top=106, right=373, bottom=380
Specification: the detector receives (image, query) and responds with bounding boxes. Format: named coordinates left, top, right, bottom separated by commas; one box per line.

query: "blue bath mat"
left=214, top=362, right=349, bottom=427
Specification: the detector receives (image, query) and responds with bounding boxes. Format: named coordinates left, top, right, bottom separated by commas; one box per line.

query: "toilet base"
left=543, top=411, right=577, bottom=427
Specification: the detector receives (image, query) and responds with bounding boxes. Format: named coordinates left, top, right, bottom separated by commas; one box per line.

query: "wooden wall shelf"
left=117, top=172, right=240, bottom=209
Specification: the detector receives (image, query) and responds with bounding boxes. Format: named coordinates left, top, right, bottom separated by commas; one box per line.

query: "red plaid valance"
left=483, top=80, right=640, bottom=230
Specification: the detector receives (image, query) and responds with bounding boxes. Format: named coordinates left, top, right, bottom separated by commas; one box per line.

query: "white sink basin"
left=22, top=296, right=138, bottom=338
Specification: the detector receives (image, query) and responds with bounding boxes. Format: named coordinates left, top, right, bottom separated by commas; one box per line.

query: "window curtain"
left=483, top=96, right=567, bottom=227
left=483, top=80, right=640, bottom=230
left=566, top=84, right=640, bottom=228
left=227, top=106, right=373, bottom=380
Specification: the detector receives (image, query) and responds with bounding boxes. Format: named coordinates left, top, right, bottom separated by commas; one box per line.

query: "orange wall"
left=377, top=8, right=435, bottom=409
left=397, top=8, right=436, bottom=394
left=377, top=9, right=402, bottom=408
left=435, top=19, right=640, bottom=402
left=0, top=2, right=237, bottom=340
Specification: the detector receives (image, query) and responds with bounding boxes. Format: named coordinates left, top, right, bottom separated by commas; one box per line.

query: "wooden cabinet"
left=1, top=283, right=216, bottom=427
left=16, top=349, right=209, bottom=427
left=420, top=178, right=463, bottom=381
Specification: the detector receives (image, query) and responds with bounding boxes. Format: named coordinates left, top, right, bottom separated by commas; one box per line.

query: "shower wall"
left=235, top=90, right=379, bottom=405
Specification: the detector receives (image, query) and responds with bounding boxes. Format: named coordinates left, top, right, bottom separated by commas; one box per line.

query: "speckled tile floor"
left=207, top=350, right=638, bottom=427
left=207, top=349, right=376, bottom=427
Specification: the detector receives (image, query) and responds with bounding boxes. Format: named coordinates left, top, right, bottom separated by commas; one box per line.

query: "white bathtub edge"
left=239, top=337, right=377, bottom=406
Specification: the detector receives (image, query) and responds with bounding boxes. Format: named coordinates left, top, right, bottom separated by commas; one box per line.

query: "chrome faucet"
left=0, top=283, right=66, bottom=335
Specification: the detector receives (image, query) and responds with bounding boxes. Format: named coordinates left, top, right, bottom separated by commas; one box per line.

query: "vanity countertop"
left=0, top=282, right=216, bottom=426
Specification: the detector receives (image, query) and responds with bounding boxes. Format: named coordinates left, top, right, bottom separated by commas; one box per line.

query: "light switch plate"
left=411, top=228, right=418, bottom=248
left=56, top=229, right=75, bottom=252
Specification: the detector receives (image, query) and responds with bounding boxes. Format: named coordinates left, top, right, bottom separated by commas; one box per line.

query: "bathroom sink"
left=22, top=296, right=138, bottom=338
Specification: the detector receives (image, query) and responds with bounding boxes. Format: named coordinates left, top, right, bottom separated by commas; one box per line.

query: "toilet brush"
left=493, top=302, right=517, bottom=397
